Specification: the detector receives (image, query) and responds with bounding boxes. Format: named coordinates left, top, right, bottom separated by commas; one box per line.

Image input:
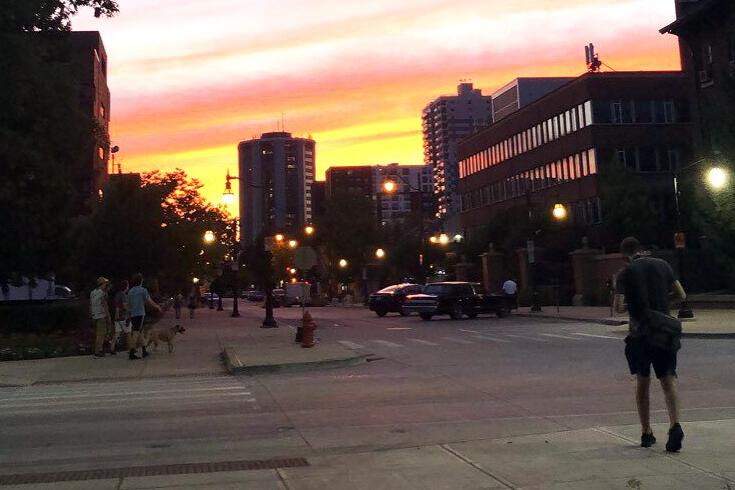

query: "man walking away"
left=89, top=277, right=111, bottom=358
left=112, top=280, right=131, bottom=354
left=614, top=237, right=687, bottom=452
left=173, top=291, right=183, bottom=320
left=502, top=278, right=518, bottom=309
left=127, top=273, right=161, bottom=360
left=187, top=287, right=198, bottom=319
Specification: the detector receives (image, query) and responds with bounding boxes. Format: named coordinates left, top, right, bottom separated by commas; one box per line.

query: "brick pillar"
left=569, top=240, right=602, bottom=306
left=480, top=244, right=506, bottom=293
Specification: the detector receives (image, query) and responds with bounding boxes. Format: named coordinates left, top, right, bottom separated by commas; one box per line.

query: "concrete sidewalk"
left=2, top=419, right=733, bottom=488
left=0, top=306, right=367, bottom=386
left=220, top=318, right=369, bottom=375
left=516, top=306, right=735, bottom=337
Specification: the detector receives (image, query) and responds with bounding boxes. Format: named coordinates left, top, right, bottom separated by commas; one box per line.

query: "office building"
left=422, top=82, right=493, bottom=225
left=373, top=163, right=434, bottom=226
left=492, top=77, right=574, bottom=121
left=238, top=132, right=315, bottom=243
left=325, top=165, right=374, bottom=200
left=458, top=72, right=693, bottom=247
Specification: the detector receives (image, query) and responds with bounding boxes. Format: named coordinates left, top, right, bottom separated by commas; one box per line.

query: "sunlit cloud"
left=73, top=0, right=680, bottom=206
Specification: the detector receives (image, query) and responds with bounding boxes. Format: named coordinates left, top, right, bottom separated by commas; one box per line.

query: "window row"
left=573, top=198, right=602, bottom=226
left=461, top=149, right=598, bottom=212
left=592, top=99, right=684, bottom=125
left=460, top=101, right=594, bottom=178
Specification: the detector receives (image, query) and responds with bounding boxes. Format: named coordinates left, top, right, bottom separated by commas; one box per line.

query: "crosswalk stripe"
left=407, top=338, right=439, bottom=346
left=2, top=398, right=260, bottom=415
left=504, top=334, right=548, bottom=343
left=371, top=340, right=403, bottom=348
left=441, top=337, right=476, bottom=345
left=1, top=386, right=250, bottom=402
left=459, top=329, right=481, bottom=334
left=471, top=334, right=511, bottom=343
left=541, top=333, right=583, bottom=341
left=0, top=391, right=255, bottom=409
left=387, top=327, right=412, bottom=331
left=337, top=340, right=365, bottom=350
left=572, top=332, right=621, bottom=340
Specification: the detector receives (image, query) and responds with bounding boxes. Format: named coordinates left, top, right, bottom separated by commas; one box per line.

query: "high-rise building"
left=238, top=132, right=315, bottom=243
left=491, top=77, right=574, bottom=121
left=422, top=82, right=493, bottom=228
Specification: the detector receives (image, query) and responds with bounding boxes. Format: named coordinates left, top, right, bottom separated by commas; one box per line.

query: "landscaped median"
left=219, top=324, right=370, bottom=375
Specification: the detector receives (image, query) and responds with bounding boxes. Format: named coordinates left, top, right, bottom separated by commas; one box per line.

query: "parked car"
left=368, top=283, right=423, bottom=317
left=402, top=282, right=511, bottom=321
left=244, top=290, right=265, bottom=302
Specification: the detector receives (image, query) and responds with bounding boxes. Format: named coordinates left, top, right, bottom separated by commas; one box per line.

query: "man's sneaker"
left=128, top=351, right=140, bottom=360
left=666, top=423, right=684, bottom=452
left=641, top=432, right=656, bottom=448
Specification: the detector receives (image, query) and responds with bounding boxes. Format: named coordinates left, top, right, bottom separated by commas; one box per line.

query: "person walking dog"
left=127, top=273, right=161, bottom=360
left=614, top=236, right=686, bottom=452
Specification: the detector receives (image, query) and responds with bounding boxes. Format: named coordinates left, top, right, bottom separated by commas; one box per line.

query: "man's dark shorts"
left=130, top=316, right=145, bottom=332
left=625, top=336, right=677, bottom=379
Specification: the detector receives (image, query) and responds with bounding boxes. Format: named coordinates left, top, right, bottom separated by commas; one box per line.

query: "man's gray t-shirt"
left=616, top=256, right=676, bottom=335
left=127, top=286, right=150, bottom=318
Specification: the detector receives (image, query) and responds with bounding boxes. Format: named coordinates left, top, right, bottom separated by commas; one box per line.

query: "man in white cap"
left=89, top=277, right=111, bottom=357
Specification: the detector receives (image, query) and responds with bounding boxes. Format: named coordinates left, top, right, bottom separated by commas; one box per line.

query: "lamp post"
left=671, top=158, right=729, bottom=319
left=380, top=175, right=428, bottom=283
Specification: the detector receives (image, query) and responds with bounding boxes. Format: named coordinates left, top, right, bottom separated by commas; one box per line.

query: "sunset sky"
left=74, top=0, right=681, bottom=208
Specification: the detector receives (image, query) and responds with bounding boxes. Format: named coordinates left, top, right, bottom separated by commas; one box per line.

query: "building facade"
left=492, top=77, right=574, bottom=121
left=660, top=0, right=735, bottom=156
left=373, top=163, right=434, bottom=226
left=238, top=132, right=315, bottom=243
left=325, top=165, right=374, bottom=200
left=422, top=83, right=493, bottom=226
left=458, top=72, right=693, bottom=246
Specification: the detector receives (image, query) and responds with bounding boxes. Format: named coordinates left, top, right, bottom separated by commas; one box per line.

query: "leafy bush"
left=0, top=300, right=88, bottom=335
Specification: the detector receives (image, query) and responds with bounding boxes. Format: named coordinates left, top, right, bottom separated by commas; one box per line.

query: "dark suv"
left=368, top=283, right=423, bottom=317
left=402, top=282, right=511, bottom=321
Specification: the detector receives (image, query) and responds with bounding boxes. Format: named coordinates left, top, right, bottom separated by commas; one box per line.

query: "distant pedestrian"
left=614, top=236, right=687, bottom=452
left=89, top=277, right=111, bottom=358
left=112, top=280, right=131, bottom=354
left=187, top=287, right=198, bottom=319
left=502, top=278, right=518, bottom=308
left=127, top=273, right=162, bottom=360
left=173, top=291, right=184, bottom=319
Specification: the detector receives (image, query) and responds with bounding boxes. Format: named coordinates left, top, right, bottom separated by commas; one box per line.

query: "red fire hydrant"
left=301, top=311, right=316, bottom=348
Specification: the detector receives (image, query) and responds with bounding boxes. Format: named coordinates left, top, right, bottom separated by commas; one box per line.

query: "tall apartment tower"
left=422, top=82, right=492, bottom=228
left=238, top=132, right=315, bottom=243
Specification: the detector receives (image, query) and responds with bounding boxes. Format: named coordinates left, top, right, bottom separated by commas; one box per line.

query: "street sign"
left=294, top=246, right=318, bottom=269
left=674, top=232, right=686, bottom=250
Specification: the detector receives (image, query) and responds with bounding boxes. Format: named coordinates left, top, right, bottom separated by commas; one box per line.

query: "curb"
left=222, top=347, right=370, bottom=375
left=514, top=312, right=628, bottom=326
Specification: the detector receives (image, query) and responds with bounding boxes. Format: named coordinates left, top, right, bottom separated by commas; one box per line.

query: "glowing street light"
left=707, top=167, right=728, bottom=190
left=375, top=248, right=386, bottom=259
left=288, top=239, right=298, bottom=249
left=429, top=236, right=438, bottom=244
left=304, top=225, right=315, bottom=236
left=382, top=180, right=397, bottom=193
left=438, top=233, right=449, bottom=245
left=203, top=230, right=215, bottom=244
left=289, top=268, right=297, bottom=274
left=275, top=233, right=285, bottom=243
left=552, top=203, right=568, bottom=221
left=338, top=258, right=348, bottom=268
left=192, top=277, right=200, bottom=284
left=453, top=234, right=464, bottom=242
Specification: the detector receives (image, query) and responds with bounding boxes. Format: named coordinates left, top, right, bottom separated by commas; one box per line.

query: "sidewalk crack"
left=440, top=443, right=516, bottom=489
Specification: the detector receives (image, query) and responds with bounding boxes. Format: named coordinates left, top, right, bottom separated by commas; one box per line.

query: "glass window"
left=570, top=108, right=578, bottom=132
left=639, top=146, right=657, bottom=172
left=664, top=100, right=675, bottom=123
left=581, top=151, right=588, bottom=175
left=575, top=154, right=583, bottom=177
left=634, top=100, right=653, bottom=123
left=588, top=149, right=598, bottom=174
left=584, top=100, right=594, bottom=125
left=578, top=104, right=585, bottom=127
left=611, top=100, right=623, bottom=124
left=565, top=111, right=572, bottom=133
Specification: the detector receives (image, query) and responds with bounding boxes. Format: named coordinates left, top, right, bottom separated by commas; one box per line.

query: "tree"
left=0, top=1, right=118, bottom=287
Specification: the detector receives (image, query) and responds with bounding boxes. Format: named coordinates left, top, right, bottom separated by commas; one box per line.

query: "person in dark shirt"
left=614, top=236, right=687, bottom=452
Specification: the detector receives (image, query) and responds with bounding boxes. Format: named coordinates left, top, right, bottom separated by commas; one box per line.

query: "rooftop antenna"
left=584, top=43, right=602, bottom=73
left=281, top=112, right=285, bottom=131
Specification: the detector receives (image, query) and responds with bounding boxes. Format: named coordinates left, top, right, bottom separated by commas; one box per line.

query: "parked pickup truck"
left=402, top=281, right=512, bottom=321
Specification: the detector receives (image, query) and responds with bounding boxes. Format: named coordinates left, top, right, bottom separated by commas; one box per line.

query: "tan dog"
left=146, top=324, right=186, bottom=353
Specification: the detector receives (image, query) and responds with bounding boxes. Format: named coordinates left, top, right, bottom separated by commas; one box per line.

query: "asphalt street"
left=1, top=302, right=734, bottom=487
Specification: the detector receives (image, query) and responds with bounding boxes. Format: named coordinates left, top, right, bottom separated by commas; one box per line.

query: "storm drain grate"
left=0, top=457, right=309, bottom=485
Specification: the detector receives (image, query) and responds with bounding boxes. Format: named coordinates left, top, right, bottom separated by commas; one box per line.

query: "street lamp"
left=375, top=248, right=386, bottom=259
left=438, top=233, right=449, bottom=245
left=192, top=277, right=199, bottom=284
left=552, top=203, right=568, bottom=221
left=339, top=259, right=348, bottom=268
left=304, top=225, right=315, bottom=236
left=288, top=239, right=298, bottom=249
left=382, top=180, right=397, bottom=193
left=222, top=169, right=236, bottom=205
left=707, top=167, right=728, bottom=190
left=203, top=230, right=215, bottom=244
